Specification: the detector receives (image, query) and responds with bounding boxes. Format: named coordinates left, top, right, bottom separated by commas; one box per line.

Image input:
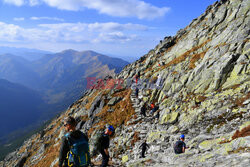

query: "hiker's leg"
left=100, top=150, right=109, bottom=167
left=142, top=149, right=146, bottom=158
left=141, top=150, right=144, bottom=158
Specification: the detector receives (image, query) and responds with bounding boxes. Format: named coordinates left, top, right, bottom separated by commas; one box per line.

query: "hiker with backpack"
left=59, top=116, right=90, bottom=167
left=173, top=134, right=188, bottom=154
left=139, top=140, right=149, bottom=158
left=95, top=125, right=115, bottom=167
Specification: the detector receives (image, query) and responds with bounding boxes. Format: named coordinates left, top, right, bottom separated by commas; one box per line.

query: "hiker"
left=96, top=125, right=115, bottom=167
left=150, top=102, right=155, bottom=110
left=174, top=134, right=187, bottom=154
left=134, top=72, right=140, bottom=84
left=59, top=116, right=90, bottom=167
left=150, top=102, right=159, bottom=115
left=140, top=103, right=147, bottom=117
left=135, top=87, right=139, bottom=98
left=139, top=140, right=149, bottom=158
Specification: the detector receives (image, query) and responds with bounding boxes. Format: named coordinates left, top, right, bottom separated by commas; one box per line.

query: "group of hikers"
left=58, top=116, right=187, bottom=167
left=59, top=116, right=115, bottom=167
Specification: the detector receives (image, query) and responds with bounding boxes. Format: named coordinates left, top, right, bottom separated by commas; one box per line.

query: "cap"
left=108, top=125, right=115, bottom=132
left=180, top=134, right=185, bottom=139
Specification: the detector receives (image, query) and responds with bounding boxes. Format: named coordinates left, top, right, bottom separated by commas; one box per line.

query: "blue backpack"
left=65, top=132, right=91, bottom=167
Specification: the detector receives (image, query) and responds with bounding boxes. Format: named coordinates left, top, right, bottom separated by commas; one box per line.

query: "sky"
left=0, top=0, right=218, bottom=62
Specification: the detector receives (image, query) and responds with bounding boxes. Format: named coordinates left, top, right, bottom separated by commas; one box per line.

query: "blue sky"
left=0, top=0, right=217, bottom=61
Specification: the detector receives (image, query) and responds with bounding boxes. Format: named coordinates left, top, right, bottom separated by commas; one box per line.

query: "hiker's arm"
left=104, top=148, right=109, bottom=157
left=58, top=137, right=69, bottom=167
left=182, top=147, right=185, bottom=153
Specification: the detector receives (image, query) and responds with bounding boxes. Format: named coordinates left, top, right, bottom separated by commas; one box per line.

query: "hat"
left=180, top=134, right=185, bottom=139
left=108, top=125, right=115, bottom=132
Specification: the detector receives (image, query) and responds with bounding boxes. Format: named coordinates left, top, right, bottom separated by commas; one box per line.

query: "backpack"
left=174, top=140, right=183, bottom=154
left=65, top=132, right=91, bottom=167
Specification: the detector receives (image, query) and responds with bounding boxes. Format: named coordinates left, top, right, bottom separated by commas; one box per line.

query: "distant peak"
left=60, top=49, right=78, bottom=54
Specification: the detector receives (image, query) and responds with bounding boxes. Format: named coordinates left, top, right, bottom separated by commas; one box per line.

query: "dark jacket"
left=59, top=130, right=88, bottom=167
left=139, top=142, right=149, bottom=150
left=98, top=133, right=110, bottom=151
left=174, top=140, right=186, bottom=154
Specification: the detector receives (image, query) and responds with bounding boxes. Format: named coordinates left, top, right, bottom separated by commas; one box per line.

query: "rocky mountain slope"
left=1, top=0, right=249, bottom=166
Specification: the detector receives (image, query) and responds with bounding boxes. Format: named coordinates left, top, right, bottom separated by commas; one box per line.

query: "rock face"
left=1, top=0, right=250, bottom=166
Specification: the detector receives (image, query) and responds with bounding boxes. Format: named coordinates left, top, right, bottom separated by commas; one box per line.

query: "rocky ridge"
left=1, top=0, right=250, bottom=166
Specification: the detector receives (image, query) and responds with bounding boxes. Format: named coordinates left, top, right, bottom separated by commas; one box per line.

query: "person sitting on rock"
left=150, top=102, right=159, bottom=115
left=174, top=134, right=187, bottom=154
left=139, top=140, right=149, bottom=158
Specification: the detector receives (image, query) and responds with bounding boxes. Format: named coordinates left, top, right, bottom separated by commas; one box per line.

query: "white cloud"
left=13, top=17, right=25, bottom=21
left=87, top=22, right=148, bottom=32
left=3, top=0, right=40, bottom=6
left=3, top=0, right=170, bottom=19
left=30, top=16, right=64, bottom=21
left=93, top=32, right=137, bottom=43
left=29, top=0, right=40, bottom=6
left=3, top=0, right=24, bottom=6
left=0, top=21, right=147, bottom=43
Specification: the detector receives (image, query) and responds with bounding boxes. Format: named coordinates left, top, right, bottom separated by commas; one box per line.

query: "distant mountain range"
left=0, top=46, right=52, bottom=61
left=0, top=49, right=129, bottom=145
left=0, top=49, right=128, bottom=103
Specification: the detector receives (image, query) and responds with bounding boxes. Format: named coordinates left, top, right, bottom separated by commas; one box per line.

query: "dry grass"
left=243, top=38, right=250, bottom=43
left=153, top=39, right=211, bottom=74
left=189, top=49, right=208, bottom=69
left=219, top=125, right=250, bottom=145
left=88, top=89, right=135, bottom=136
left=85, top=91, right=101, bottom=110
left=131, top=131, right=140, bottom=146
left=230, top=84, right=241, bottom=90
left=33, top=143, right=60, bottom=167
left=218, top=138, right=231, bottom=144
left=228, top=147, right=250, bottom=154
left=196, top=95, right=207, bottom=102
left=150, top=76, right=158, bottom=83
left=232, top=125, right=250, bottom=140
left=213, top=42, right=227, bottom=49
left=112, top=88, right=130, bottom=97
left=172, top=71, right=178, bottom=75
left=232, top=92, right=250, bottom=108
left=81, top=114, right=89, bottom=121
left=144, top=66, right=153, bottom=75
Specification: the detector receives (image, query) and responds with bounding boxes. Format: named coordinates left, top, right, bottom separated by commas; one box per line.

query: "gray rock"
left=107, top=97, right=122, bottom=106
